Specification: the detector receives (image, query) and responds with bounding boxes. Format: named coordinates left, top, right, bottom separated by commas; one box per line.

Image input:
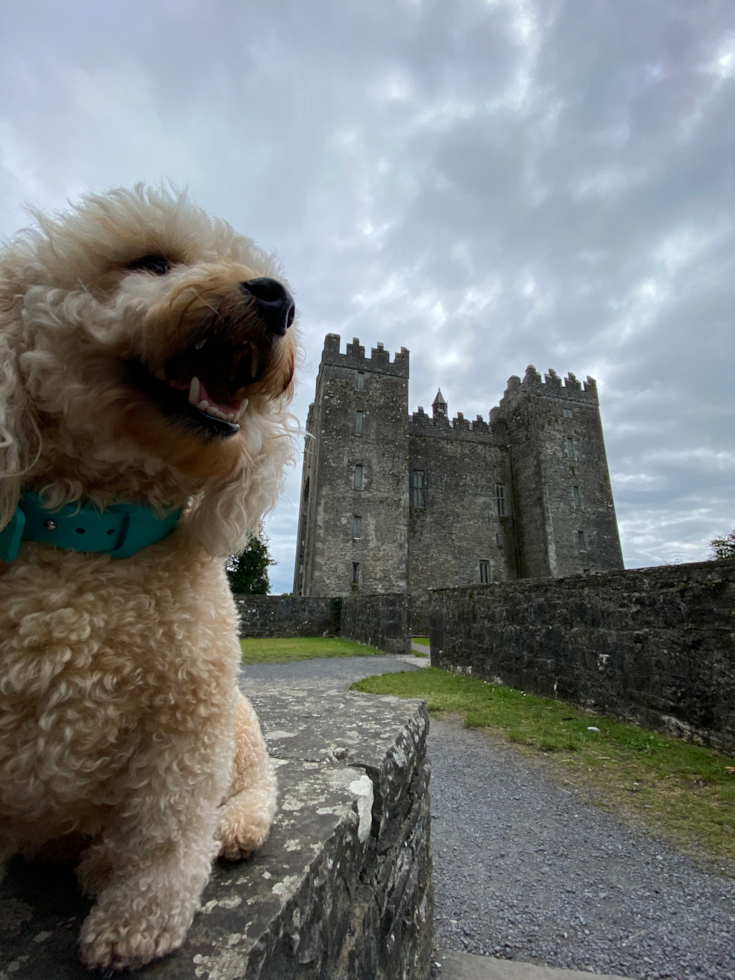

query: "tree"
left=226, top=535, right=275, bottom=594
left=709, top=529, right=735, bottom=561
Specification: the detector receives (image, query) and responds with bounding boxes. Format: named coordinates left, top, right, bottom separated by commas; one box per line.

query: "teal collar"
left=0, top=493, right=181, bottom=563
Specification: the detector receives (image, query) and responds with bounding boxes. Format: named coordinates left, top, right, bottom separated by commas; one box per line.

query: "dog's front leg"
left=77, top=736, right=229, bottom=971
left=217, top=690, right=277, bottom=860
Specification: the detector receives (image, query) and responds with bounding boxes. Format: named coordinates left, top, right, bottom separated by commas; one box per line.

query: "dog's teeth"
left=197, top=399, right=209, bottom=412
left=237, top=398, right=249, bottom=419
left=194, top=339, right=206, bottom=350
left=250, top=348, right=260, bottom=378
left=189, top=376, right=201, bottom=405
left=154, top=368, right=166, bottom=382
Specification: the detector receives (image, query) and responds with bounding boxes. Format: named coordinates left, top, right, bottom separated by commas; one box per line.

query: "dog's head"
left=0, top=185, right=298, bottom=556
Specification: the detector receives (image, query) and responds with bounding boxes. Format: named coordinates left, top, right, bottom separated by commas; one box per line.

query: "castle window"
left=496, top=484, right=507, bottom=516
left=352, top=561, right=362, bottom=584
left=563, top=407, right=574, bottom=419
left=412, top=470, right=425, bottom=507
left=353, top=515, right=361, bottom=539
left=479, top=560, right=490, bottom=584
left=577, top=530, right=587, bottom=551
left=496, top=532, right=503, bottom=547
left=354, top=464, right=363, bottom=489
left=565, top=437, right=576, bottom=459
left=355, top=411, right=364, bottom=435
left=572, top=485, right=581, bottom=507
left=357, top=372, right=365, bottom=390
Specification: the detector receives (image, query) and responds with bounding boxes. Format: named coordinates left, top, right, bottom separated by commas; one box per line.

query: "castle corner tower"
left=293, top=336, right=410, bottom=596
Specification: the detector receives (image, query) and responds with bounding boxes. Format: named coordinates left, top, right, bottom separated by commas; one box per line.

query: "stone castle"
left=293, top=334, right=623, bottom=596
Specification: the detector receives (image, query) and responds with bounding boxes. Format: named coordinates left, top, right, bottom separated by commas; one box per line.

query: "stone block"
left=0, top=690, right=432, bottom=980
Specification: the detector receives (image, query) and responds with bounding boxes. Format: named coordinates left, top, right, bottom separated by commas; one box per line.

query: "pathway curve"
left=240, top=656, right=735, bottom=980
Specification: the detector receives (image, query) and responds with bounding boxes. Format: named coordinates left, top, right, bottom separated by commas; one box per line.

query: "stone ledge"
left=0, top=690, right=432, bottom=980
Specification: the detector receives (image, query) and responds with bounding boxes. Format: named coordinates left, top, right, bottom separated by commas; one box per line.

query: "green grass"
left=351, top=668, right=735, bottom=864
left=413, top=651, right=430, bottom=659
left=240, top=636, right=382, bottom=664
left=412, top=636, right=430, bottom=647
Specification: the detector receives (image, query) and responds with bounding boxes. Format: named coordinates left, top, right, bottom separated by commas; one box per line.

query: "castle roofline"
left=492, top=364, right=599, bottom=417
left=321, top=333, right=409, bottom=378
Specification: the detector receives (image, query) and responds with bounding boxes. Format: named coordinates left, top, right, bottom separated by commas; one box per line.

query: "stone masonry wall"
left=0, top=689, right=432, bottom=980
left=408, top=411, right=517, bottom=589
left=340, top=592, right=412, bottom=654
left=236, top=594, right=339, bottom=638
left=431, top=558, right=735, bottom=753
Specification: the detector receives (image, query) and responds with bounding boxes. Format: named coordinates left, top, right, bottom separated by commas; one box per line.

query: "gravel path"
left=430, top=717, right=734, bottom=980
left=241, top=657, right=735, bottom=980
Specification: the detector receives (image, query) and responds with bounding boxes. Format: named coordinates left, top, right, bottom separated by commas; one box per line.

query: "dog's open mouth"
left=128, top=335, right=267, bottom=438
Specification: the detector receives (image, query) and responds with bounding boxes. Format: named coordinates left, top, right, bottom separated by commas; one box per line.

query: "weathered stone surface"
left=0, top=690, right=432, bottom=980
left=340, top=593, right=412, bottom=655
left=431, top=558, right=735, bottom=752
left=235, top=594, right=339, bottom=638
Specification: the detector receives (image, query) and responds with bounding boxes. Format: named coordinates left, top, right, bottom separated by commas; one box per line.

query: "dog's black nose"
left=240, top=277, right=295, bottom=336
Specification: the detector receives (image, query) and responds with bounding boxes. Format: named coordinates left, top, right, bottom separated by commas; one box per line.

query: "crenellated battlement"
left=321, top=333, right=410, bottom=378
left=493, top=364, right=598, bottom=416
left=409, top=406, right=502, bottom=444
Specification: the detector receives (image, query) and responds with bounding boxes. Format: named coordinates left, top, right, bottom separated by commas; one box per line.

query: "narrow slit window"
left=563, top=407, right=574, bottom=419
left=353, top=515, right=361, bottom=539
left=357, top=372, right=365, bottom=390
left=572, top=485, right=581, bottom=507
left=496, top=484, right=507, bottom=516
left=565, top=437, right=576, bottom=459
left=496, top=532, right=503, bottom=547
left=352, top=561, right=361, bottom=584
left=479, top=560, right=490, bottom=584
left=354, top=464, right=363, bottom=489
left=577, top=530, right=587, bottom=551
left=355, top=411, right=364, bottom=435
left=412, top=470, right=425, bottom=507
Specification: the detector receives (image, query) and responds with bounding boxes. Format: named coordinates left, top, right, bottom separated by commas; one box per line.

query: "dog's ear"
left=0, top=302, right=40, bottom=532
left=186, top=411, right=295, bottom=558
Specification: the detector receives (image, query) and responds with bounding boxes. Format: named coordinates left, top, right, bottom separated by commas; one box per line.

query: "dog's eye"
left=128, top=255, right=172, bottom=276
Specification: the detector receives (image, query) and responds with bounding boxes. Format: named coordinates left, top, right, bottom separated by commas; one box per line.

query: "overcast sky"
left=2, top=0, right=734, bottom=592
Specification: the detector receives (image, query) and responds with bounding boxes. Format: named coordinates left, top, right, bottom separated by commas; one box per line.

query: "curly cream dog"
left=0, top=186, right=296, bottom=970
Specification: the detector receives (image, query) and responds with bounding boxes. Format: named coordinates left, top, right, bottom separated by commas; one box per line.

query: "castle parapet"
left=409, top=406, right=502, bottom=443
left=321, top=334, right=410, bottom=378
left=494, top=364, right=599, bottom=414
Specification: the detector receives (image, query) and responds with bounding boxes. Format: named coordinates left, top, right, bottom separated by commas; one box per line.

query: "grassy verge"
left=412, top=636, right=430, bottom=647
left=240, top=636, right=382, bottom=664
left=351, top=668, right=735, bottom=864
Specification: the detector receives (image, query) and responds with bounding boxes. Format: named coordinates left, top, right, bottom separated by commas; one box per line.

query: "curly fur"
left=0, top=186, right=295, bottom=970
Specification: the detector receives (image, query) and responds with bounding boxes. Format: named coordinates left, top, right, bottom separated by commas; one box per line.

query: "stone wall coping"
left=0, top=689, right=432, bottom=980
left=427, top=557, right=735, bottom=596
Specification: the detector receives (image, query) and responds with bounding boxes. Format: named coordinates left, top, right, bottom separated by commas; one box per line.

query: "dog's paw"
left=217, top=814, right=271, bottom=861
left=79, top=906, right=189, bottom=971
left=217, top=799, right=273, bottom=861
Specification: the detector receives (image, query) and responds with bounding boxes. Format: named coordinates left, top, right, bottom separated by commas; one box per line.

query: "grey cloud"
left=1, top=0, right=733, bottom=592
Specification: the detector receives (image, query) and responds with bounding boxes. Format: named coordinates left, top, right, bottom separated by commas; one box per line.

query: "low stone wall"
left=0, top=688, right=432, bottom=980
left=431, top=558, right=735, bottom=753
left=340, top=592, right=412, bottom=654
left=409, top=591, right=432, bottom=637
left=236, top=594, right=340, bottom=638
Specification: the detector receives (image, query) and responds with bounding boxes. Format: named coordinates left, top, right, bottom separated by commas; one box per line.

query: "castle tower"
left=432, top=389, right=447, bottom=417
left=491, top=366, right=623, bottom=577
left=293, top=336, right=410, bottom=596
